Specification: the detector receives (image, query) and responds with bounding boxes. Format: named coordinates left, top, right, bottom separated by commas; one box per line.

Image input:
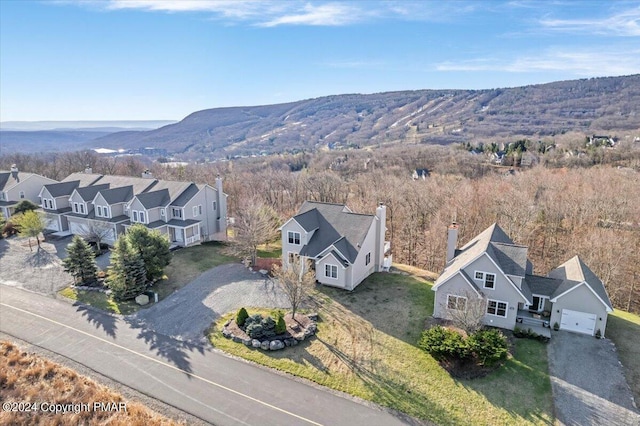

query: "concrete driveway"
left=547, top=331, right=640, bottom=426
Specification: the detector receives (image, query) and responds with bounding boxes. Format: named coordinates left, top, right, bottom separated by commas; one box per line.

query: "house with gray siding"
left=1, top=165, right=57, bottom=219
left=42, top=169, right=227, bottom=247
left=432, top=223, right=613, bottom=337
left=280, top=201, right=391, bottom=290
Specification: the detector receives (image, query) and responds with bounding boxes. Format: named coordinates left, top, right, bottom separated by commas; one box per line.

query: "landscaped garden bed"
left=221, top=308, right=317, bottom=351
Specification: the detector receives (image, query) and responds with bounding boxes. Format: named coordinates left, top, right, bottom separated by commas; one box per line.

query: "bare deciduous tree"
left=446, top=291, right=487, bottom=334
left=228, top=197, right=279, bottom=266
left=272, top=256, right=316, bottom=320
left=79, top=222, right=114, bottom=254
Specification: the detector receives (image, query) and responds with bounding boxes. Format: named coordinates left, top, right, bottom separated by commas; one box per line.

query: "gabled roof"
left=62, top=172, right=104, bottom=187
left=436, top=223, right=528, bottom=286
left=169, top=183, right=200, bottom=207
left=134, top=188, right=171, bottom=209
left=43, top=180, right=81, bottom=198
left=0, top=170, right=55, bottom=191
left=548, top=255, right=613, bottom=311
left=293, top=201, right=374, bottom=264
left=97, top=186, right=134, bottom=204
left=75, top=184, right=110, bottom=202
left=524, top=274, right=563, bottom=298
left=0, top=173, right=10, bottom=191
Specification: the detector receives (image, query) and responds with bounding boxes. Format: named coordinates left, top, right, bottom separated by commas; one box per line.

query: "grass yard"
left=256, top=241, right=282, bottom=258
left=607, top=310, right=640, bottom=404
left=59, top=242, right=236, bottom=315
left=209, top=271, right=554, bottom=425
left=0, top=341, right=182, bottom=425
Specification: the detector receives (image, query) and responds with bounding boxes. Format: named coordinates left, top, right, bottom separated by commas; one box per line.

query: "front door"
left=169, top=227, right=176, bottom=242
left=532, top=296, right=543, bottom=312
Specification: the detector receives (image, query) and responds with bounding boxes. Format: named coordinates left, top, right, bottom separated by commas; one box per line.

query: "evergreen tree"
left=107, top=237, right=147, bottom=301
left=125, top=224, right=171, bottom=282
left=14, top=200, right=38, bottom=215
left=62, top=235, right=97, bottom=285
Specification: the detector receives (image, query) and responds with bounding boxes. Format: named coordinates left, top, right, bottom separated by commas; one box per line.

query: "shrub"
left=595, top=329, right=602, bottom=339
left=275, top=312, right=286, bottom=335
left=246, top=323, right=264, bottom=338
left=245, top=314, right=263, bottom=328
left=418, top=326, right=469, bottom=360
left=468, top=329, right=508, bottom=366
left=553, top=322, right=559, bottom=331
left=261, top=316, right=277, bottom=338
left=2, top=222, right=18, bottom=237
left=236, top=307, right=249, bottom=327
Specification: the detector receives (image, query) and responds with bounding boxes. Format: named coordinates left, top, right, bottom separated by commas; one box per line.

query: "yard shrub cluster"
left=419, top=325, right=508, bottom=367
left=514, top=326, right=550, bottom=342
left=244, top=314, right=277, bottom=339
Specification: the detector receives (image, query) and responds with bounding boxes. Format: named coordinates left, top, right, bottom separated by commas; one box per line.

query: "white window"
left=288, top=231, right=300, bottom=245
left=475, top=271, right=496, bottom=289
left=139, top=211, right=145, bottom=223
left=19, top=191, right=25, bottom=199
left=73, top=203, right=79, bottom=213
left=172, top=208, right=182, bottom=218
left=365, top=252, right=371, bottom=265
left=447, top=295, right=467, bottom=311
left=104, top=206, right=110, bottom=218
left=325, top=264, right=338, bottom=279
left=288, top=252, right=300, bottom=264
left=193, top=206, right=198, bottom=217
left=160, top=208, right=165, bottom=217
left=198, top=205, right=202, bottom=215
left=132, top=211, right=138, bottom=222
left=79, top=204, right=85, bottom=214
left=96, top=206, right=103, bottom=217
left=212, top=201, right=217, bottom=210
left=487, top=299, right=508, bottom=317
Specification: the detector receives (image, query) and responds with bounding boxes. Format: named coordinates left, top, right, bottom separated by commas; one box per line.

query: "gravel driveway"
left=547, top=331, right=640, bottom=426
left=130, top=263, right=291, bottom=343
left=0, top=237, right=72, bottom=294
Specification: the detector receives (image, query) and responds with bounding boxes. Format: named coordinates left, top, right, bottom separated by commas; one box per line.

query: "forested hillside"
left=91, top=74, right=640, bottom=159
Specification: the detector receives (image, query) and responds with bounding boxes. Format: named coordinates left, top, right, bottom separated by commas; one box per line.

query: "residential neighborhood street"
left=0, top=285, right=414, bottom=426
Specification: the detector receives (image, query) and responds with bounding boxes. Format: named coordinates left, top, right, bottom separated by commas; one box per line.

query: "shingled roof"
left=75, top=184, right=110, bottom=202
left=548, top=255, right=613, bottom=311
left=293, top=201, right=375, bottom=264
left=43, top=180, right=81, bottom=197
left=97, top=186, right=134, bottom=204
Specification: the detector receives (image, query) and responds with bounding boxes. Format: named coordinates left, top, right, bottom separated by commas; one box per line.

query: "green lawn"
left=209, top=271, right=554, bottom=425
left=607, top=310, right=640, bottom=403
left=257, top=241, right=282, bottom=258
left=59, top=242, right=236, bottom=314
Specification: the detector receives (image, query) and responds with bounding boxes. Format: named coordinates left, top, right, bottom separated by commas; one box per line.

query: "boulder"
left=284, top=339, right=292, bottom=347
left=232, top=335, right=242, bottom=343
left=307, top=312, right=319, bottom=321
left=135, top=294, right=149, bottom=306
left=259, top=269, right=268, bottom=275
left=260, top=341, right=270, bottom=350
left=290, top=338, right=298, bottom=346
left=242, top=338, right=252, bottom=346
left=270, top=340, right=285, bottom=351
left=222, top=329, right=232, bottom=338
left=252, top=339, right=261, bottom=348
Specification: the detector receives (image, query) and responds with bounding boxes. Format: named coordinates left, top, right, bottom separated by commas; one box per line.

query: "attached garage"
left=560, top=309, right=596, bottom=335
left=69, top=221, right=84, bottom=235
left=44, top=217, right=59, bottom=232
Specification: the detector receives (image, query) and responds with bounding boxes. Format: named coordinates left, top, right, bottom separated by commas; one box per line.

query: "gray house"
left=41, top=169, right=227, bottom=247
left=432, top=223, right=613, bottom=337
left=1, top=165, right=57, bottom=219
left=280, top=201, right=391, bottom=290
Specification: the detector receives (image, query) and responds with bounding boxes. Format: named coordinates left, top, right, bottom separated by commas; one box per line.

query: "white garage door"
left=45, top=217, right=59, bottom=232
left=69, top=222, right=84, bottom=235
left=560, top=309, right=596, bottom=335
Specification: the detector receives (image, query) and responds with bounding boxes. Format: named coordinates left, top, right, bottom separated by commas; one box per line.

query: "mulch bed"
left=226, top=312, right=313, bottom=341
left=253, top=257, right=281, bottom=273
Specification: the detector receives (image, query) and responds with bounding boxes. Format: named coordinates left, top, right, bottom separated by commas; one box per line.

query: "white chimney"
left=446, top=222, right=459, bottom=263
left=84, top=165, right=93, bottom=174
left=375, top=202, right=387, bottom=272
left=141, top=169, right=153, bottom=179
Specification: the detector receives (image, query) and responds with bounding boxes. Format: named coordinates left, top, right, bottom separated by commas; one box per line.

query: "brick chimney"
left=446, top=222, right=459, bottom=263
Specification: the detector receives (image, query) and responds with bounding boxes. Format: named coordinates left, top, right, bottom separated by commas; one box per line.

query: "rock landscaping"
left=222, top=309, right=317, bottom=351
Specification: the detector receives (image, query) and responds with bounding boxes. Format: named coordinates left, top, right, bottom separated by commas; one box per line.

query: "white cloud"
left=436, top=48, right=640, bottom=76
left=259, top=3, right=362, bottom=27
left=539, top=6, right=640, bottom=37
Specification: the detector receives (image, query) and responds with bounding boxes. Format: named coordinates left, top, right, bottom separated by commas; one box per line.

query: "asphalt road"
left=0, top=286, right=414, bottom=426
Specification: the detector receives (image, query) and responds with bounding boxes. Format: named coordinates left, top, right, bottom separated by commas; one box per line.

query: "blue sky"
left=1, top=0, right=639, bottom=121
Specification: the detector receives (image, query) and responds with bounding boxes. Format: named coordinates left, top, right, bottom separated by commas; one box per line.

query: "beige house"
left=432, top=223, right=613, bottom=337
left=1, top=165, right=57, bottom=219
left=280, top=201, right=391, bottom=290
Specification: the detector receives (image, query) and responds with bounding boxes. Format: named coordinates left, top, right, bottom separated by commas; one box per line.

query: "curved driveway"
left=132, top=263, right=291, bottom=342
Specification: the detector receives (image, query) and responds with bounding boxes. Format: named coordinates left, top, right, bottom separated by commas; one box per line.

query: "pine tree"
left=125, top=224, right=171, bottom=282
left=107, top=237, right=147, bottom=301
left=62, top=235, right=98, bottom=285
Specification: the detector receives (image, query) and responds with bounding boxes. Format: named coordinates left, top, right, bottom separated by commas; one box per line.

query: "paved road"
left=132, top=264, right=291, bottom=343
left=547, top=331, right=640, bottom=426
left=0, top=285, right=414, bottom=426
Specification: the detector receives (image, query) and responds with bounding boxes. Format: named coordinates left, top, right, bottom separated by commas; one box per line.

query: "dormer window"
left=132, top=211, right=138, bottom=222
left=79, top=204, right=85, bottom=214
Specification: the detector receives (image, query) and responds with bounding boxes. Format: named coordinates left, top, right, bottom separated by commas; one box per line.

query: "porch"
left=166, top=219, right=201, bottom=247
left=516, top=309, right=552, bottom=339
